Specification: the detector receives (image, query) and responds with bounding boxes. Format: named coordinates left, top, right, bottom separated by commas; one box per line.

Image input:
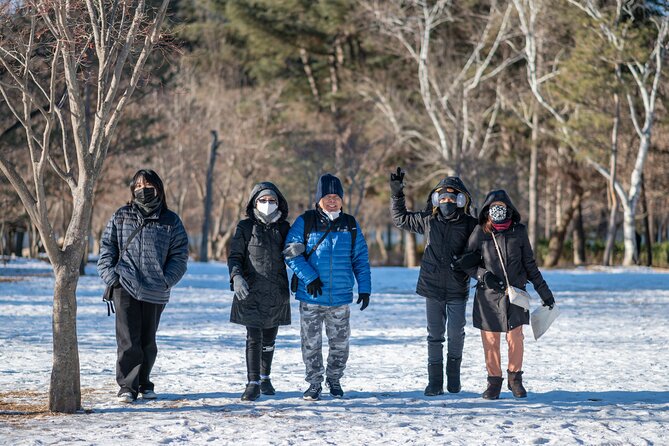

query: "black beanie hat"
left=315, top=173, right=344, bottom=203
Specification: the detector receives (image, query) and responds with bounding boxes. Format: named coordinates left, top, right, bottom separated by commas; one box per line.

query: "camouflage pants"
left=299, top=301, right=351, bottom=384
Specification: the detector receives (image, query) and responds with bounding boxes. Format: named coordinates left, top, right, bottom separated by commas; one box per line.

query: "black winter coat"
left=228, top=182, right=291, bottom=329
left=464, top=190, right=554, bottom=332
left=98, top=204, right=189, bottom=305
left=391, top=177, right=478, bottom=302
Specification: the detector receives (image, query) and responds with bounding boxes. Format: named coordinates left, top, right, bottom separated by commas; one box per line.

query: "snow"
left=1, top=259, right=668, bottom=445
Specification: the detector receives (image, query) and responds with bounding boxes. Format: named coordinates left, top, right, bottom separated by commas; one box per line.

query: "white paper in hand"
left=530, top=305, right=560, bottom=340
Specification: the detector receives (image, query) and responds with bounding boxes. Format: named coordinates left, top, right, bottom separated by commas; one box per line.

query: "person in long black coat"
left=463, top=189, right=556, bottom=400
left=228, top=182, right=291, bottom=401
left=390, top=168, right=478, bottom=396
left=98, top=169, right=189, bottom=404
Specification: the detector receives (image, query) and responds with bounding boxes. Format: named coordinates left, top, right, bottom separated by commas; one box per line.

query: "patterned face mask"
left=488, top=204, right=507, bottom=223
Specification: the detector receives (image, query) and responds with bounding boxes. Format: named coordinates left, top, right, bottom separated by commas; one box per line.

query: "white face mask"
left=256, top=201, right=278, bottom=216
left=324, top=210, right=341, bottom=221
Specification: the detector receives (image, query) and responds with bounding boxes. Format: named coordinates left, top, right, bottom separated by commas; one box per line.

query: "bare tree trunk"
left=544, top=170, right=582, bottom=267
left=641, top=174, right=652, bottom=266
left=572, top=201, right=586, bottom=265
left=603, top=90, right=621, bottom=266
left=375, top=227, right=388, bottom=265
left=200, top=131, right=220, bottom=262
left=403, top=195, right=418, bottom=267
left=50, top=261, right=82, bottom=413
left=528, top=104, right=539, bottom=249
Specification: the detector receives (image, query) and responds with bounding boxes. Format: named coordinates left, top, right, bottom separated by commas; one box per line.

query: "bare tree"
left=0, top=0, right=170, bottom=413
left=513, top=0, right=669, bottom=265
left=360, top=0, right=519, bottom=176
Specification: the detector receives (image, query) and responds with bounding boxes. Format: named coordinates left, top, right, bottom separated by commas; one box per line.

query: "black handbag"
left=102, top=222, right=146, bottom=316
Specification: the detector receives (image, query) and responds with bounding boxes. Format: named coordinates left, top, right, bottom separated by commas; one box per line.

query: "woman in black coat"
left=228, top=182, right=291, bottom=401
left=463, top=190, right=556, bottom=400
left=98, top=169, right=189, bottom=404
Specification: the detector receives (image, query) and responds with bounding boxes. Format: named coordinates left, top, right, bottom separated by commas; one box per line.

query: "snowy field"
left=1, top=259, right=668, bottom=445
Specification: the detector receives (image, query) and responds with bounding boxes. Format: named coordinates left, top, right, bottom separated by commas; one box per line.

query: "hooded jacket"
left=228, top=182, right=291, bottom=328
left=284, top=207, right=371, bottom=307
left=391, top=177, right=478, bottom=301
left=464, top=190, right=554, bottom=332
left=98, top=203, right=189, bottom=305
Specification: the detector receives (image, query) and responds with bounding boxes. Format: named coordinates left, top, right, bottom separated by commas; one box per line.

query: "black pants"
left=426, top=297, right=466, bottom=364
left=114, top=286, right=165, bottom=396
left=246, top=326, right=279, bottom=382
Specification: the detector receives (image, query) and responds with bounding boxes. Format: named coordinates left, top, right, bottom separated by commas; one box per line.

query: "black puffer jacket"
left=228, top=182, right=291, bottom=328
left=464, top=190, right=553, bottom=332
left=98, top=204, right=189, bottom=305
left=391, top=177, right=478, bottom=301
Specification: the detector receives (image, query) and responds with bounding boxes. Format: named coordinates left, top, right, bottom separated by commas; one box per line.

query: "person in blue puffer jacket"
left=98, top=169, right=189, bottom=404
left=284, top=173, right=371, bottom=401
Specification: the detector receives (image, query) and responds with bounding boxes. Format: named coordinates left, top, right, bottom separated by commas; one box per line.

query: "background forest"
left=2, top=0, right=669, bottom=269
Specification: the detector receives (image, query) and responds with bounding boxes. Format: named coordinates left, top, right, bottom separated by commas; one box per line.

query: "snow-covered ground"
left=1, top=259, right=668, bottom=445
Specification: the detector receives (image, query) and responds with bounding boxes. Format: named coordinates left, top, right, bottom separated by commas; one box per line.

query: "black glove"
left=357, top=293, right=370, bottom=311
left=483, top=272, right=505, bottom=293
left=233, top=275, right=249, bottom=300
left=389, top=167, right=405, bottom=197
left=450, top=251, right=482, bottom=272
left=306, top=278, right=323, bottom=297
left=542, top=295, right=555, bottom=309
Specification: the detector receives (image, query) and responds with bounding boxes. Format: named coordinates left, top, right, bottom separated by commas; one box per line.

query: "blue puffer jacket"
left=285, top=210, right=371, bottom=306
left=97, top=204, right=189, bottom=305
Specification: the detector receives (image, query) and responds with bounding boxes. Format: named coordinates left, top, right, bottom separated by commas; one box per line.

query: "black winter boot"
left=446, top=356, right=462, bottom=393
left=424, top=363, right=444, bottom=396
left=260, top=378, right=275, bottom=395
left=241, top=382, right=261, bottom=401
left=482, top=376, right=503, bottom=400
left=507, top=370, right=527, bottom=398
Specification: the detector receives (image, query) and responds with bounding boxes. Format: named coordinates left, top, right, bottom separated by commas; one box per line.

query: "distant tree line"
left=3, top=0, right=669, bottom=269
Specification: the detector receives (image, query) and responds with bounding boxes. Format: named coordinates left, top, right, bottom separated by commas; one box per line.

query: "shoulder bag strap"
left=491, top=232, right=510, bottom=288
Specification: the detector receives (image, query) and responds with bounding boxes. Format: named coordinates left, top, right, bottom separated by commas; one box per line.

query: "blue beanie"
left=315, top=173, right=344, bottom=203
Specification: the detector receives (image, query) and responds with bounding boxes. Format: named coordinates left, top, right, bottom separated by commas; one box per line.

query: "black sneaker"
left=260, top=378, right=275, bottom=395
left=326, top=378, right=344, bottom=398
left=241, top=382, right=261, bottom=401
left=302, top=383, right=322, bottom=401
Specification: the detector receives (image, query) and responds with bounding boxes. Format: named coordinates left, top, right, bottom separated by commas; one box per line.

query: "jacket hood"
left=424, top=176, right=473, bottom=215
left=478, top=189, right=521, bottom=224
left=245, top=182, right=289, bottom=223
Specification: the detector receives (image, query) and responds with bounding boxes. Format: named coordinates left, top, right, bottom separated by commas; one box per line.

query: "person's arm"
left=163, top=216, right=189, bottom=288
left=227, top=221, right=248, bottom=288
left=284, top=215, right=319, bottom=285
left=97, top=213, right=120, bottom=286
left=390, top=193, right=429, bottom=234
left=519, top=226, right=554, bottom=303
left=351, top=222, right=371, bottom=294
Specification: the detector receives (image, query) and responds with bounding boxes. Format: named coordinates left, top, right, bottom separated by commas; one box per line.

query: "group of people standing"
left=97, top=167, right=555, bottom=404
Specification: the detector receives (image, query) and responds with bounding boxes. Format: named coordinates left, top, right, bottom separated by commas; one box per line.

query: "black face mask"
left=439, top=202, right=457, bottom=218
left=134, top=187, right=156, bottom=204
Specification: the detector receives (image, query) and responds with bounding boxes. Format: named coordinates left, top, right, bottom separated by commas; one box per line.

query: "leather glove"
left=542, top=295, right=555, bottom=309
left=306, top=278, right=323, bottom=297
left=112, top=276, right=121, bottom=288
left=232, top=275, right=249, bottom=300
left=282, top=243, right=305, bottom=259
left=357, top=293, right=370, bottom=311
left=450, top=251, right=481, bottom=272
left=483, top=271, right=505, bottom=293
left=389, top=167, right=405, bottom=197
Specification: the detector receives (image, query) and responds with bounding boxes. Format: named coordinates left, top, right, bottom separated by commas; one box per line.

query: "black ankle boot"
left=446, top=356, right=462, bottom=393
left=507, top=370, right=527, bottom=398
left=424, top=363, right=444, bottom=396
left=482, top=376, right=503, bottom=400
left=241, top=382, right=261, bottom=401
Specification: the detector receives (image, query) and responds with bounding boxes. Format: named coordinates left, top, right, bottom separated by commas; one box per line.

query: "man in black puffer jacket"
left=98, top=169, right=189, bottom=403
left=390, top=168, right=478, bottom=396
